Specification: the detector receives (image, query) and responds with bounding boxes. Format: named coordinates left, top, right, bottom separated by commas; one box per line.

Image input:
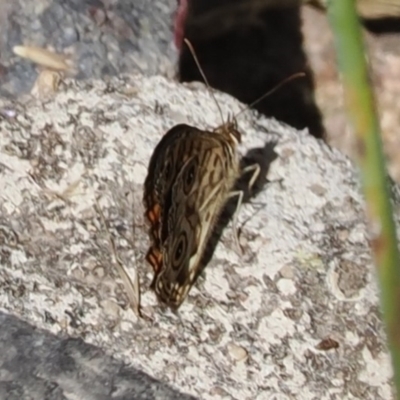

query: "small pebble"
left=227, top=343, right=248, bottom=362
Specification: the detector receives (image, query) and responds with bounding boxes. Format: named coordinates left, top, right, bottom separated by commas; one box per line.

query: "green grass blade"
left=327, top=0, right=400, bottom=396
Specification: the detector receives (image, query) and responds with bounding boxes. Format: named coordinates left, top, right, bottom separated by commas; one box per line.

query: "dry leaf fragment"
left=308, top=0, right=400, bottom=18
left=36, top=178, right=82, bottom=203
left=94, top=197, right=142, bottom=318
left=31, top=70, right=61, bottom=98
left=13, top=45, right=70, bottom=71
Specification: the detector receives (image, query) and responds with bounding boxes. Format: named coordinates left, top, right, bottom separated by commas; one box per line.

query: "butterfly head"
left=214, top=114, right=241, bottom=146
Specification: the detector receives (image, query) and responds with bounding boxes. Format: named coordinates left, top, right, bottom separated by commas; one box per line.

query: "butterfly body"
left=143, top=122, right=242, bottom=308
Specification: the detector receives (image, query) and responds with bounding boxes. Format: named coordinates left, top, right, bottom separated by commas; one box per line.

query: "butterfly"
left=143, top=116, right=260, bottom=308
left=143, top=39, right=302, bottom=308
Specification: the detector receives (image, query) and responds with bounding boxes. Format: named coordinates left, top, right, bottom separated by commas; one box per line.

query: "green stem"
left=327, top=0, right=400, bottom=396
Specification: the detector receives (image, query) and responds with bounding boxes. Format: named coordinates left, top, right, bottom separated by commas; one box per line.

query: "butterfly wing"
left=143, top=124, right=201, bottom=274
left=152, top=135, right=240, bottom=307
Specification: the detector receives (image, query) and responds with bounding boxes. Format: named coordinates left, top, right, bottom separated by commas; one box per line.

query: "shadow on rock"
left=0, top=312, right=198, bottom=400
left=196, top=140, right=278, bottom=281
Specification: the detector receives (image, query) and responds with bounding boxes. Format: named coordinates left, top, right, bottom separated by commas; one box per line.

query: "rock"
left=0, top=74, right=395, bottom=399
left=0, top=311, right=196, bottom=399
left=0, top=0, right=177, bottom=98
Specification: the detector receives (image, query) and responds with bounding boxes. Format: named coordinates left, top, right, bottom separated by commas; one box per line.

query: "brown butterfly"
left=143, top=115, right=260, bottom=308
left=143, top=39, right=302, bottom=308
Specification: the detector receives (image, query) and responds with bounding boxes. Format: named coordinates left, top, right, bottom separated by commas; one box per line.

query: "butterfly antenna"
left=183, top=38, right=225, bottom=127
left=234, top=72, right=306, bottom=120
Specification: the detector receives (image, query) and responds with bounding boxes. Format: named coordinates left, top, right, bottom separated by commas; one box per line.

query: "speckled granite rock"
left=0, top=311, right=197, bottom=399
left=0, top=0, right=176, bottom=98
left=0, top=75, right=396, bottom=399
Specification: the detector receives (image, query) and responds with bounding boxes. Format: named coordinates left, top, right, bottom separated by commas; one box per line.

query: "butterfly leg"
left=228, top=163, right=261, bottom=253
left=227, top=190, right=244, bottom=254
left=241, top=163, right=261, bottom=190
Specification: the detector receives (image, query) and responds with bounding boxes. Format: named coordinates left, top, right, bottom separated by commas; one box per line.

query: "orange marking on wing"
left=146, top=246, right=163, bottom=274
left=146, top=203, right=161, bottom=224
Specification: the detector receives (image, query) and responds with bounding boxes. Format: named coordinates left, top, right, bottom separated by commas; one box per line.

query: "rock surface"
left=0, top=311, right=196, bottom=399
left=0, top=75, right=396, bottom=399
left=0, top=0, right=176, bottom=98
